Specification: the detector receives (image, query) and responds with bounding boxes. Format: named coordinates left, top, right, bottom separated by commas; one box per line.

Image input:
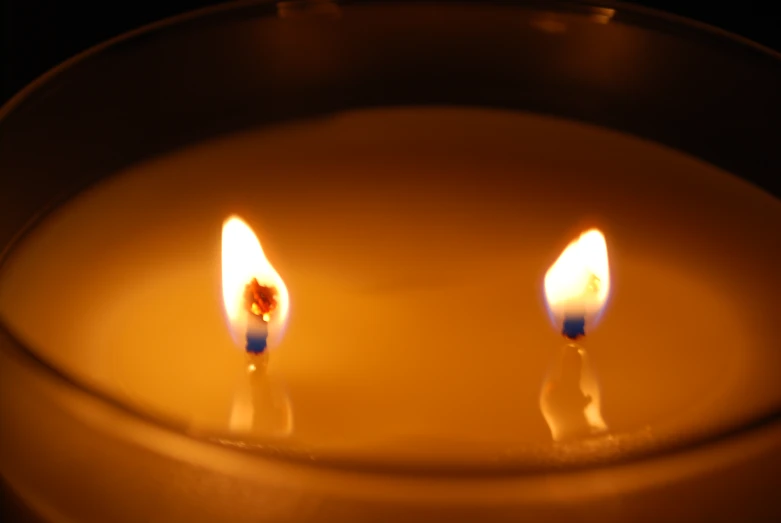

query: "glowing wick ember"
left=244, top=278, right=278, bottom=321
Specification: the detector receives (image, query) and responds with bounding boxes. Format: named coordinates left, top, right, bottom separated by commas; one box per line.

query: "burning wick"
left=243, top=278, right=279, bottom=353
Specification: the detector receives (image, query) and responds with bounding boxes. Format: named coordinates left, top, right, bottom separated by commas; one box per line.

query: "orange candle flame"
left=544, top=228, right=610, bottom=336
left=221, top=216, right=289, bottom=349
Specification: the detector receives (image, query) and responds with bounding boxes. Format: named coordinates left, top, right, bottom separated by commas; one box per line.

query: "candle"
left=2, top=102, right=780, bottom=522
left=0, top=1, right=780, bottom=521
left=1, top=106, right=779, bottom=466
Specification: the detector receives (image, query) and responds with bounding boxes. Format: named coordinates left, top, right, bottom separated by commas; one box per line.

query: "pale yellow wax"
left=0, top=107, right=779, bottom=466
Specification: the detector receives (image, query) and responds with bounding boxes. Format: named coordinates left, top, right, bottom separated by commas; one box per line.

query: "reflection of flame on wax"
left=221, top=216, right=289, bottom=350
left=540, top=228, right=610, bottom=442
left=539, top=343, right=607, bottom=442
left=229, top=362, right=294, bottom=437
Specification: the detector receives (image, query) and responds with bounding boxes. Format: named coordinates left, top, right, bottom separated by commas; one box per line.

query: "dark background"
left=1, top=0, right=780, bottom=104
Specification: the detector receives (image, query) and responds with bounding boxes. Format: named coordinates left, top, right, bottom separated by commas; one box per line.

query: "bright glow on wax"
left=544, top=228, right=610, bottom=330
left=221, top=216, right=289, bottom=348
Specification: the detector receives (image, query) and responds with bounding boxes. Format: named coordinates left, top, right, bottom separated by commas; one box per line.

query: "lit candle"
left=0, top=30, right=779, bottom=520
left=1, top=107, right=778, bottom=464
left=2, top=0, right=781, bottom=516
left=540, top=228, right=610, bottom=442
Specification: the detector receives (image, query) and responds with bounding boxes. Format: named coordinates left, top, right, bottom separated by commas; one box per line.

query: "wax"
left=1, top=108, right=780, bottom=472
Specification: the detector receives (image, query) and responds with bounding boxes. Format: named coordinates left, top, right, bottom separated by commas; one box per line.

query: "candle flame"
left=544, top=229, right=610, bottom=335
left=222, top=216, right=289, bottom=349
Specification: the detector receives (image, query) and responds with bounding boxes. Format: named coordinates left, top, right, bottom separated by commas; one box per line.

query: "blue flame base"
left=246, top=334, right=268, bottom=354
left=562, top=316, right=586, bottom=340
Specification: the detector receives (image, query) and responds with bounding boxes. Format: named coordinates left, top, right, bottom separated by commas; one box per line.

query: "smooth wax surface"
left=1, top=108, right=779, bottom=467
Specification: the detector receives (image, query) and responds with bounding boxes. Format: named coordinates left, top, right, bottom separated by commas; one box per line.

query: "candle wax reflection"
left=229, top=353, right=293, bottom=436
left=540, top=342, right=607, bottom=442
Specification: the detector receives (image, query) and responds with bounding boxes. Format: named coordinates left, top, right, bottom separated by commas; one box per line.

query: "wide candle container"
left=1, top=1, right=780, bottom=522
